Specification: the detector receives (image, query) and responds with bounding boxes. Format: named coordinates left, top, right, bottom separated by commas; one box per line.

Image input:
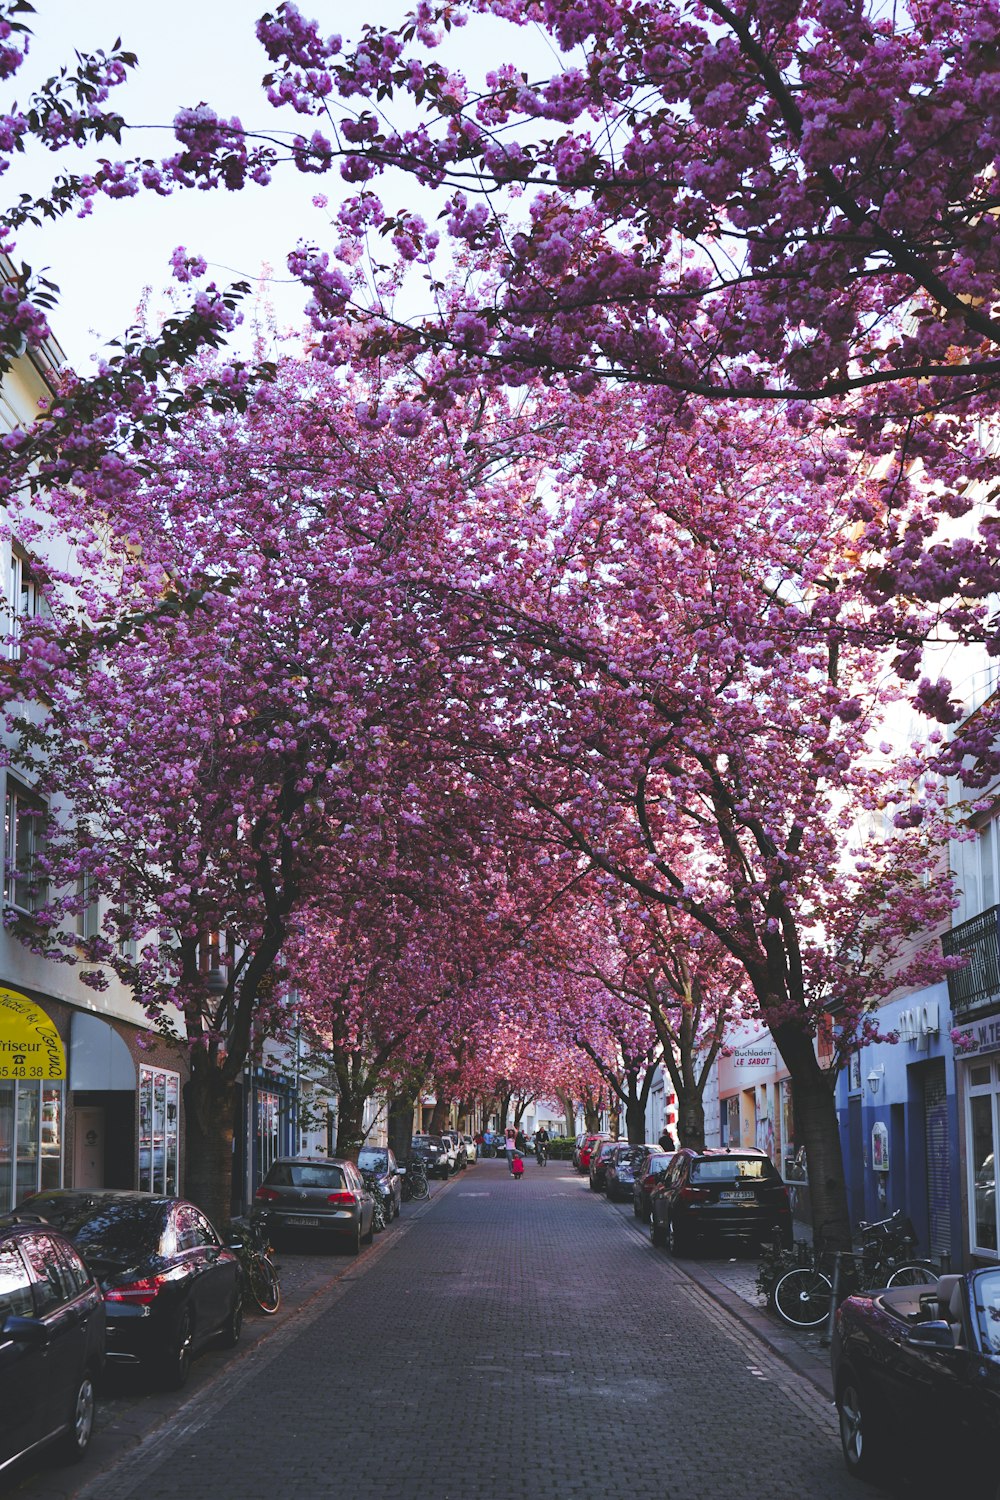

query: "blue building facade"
left=835, top=981, right=961, bottom=1269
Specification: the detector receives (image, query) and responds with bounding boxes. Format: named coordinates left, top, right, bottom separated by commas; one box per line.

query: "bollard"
left=820, top=1250, right=842, bottom=1348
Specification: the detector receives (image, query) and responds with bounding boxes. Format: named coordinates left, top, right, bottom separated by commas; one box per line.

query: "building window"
left=257, top=1089, right=283, bottom=1183
left=3, top=779, right=47, bottom=915
left=7, top=547, right=48, bottom=660
left=138, top=1065, right=179, bottom=1196
left=967, top=1058, right=1000, bottom=1256
left=75, top=874, right=100, bottom=941
left=0, top=1079, right=64, bottom=1211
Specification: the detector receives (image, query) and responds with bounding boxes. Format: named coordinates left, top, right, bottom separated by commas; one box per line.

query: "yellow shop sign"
left=0, top=988, right=66, bottom=1080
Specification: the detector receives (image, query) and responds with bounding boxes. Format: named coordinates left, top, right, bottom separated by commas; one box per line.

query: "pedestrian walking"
left=504, top=1126, right=518, bottom=1172
left=658, top=1128, right=676, bottom=1152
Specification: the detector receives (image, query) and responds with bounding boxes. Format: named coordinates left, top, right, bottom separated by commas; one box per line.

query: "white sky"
left=6, top=0, right=553, bottom=369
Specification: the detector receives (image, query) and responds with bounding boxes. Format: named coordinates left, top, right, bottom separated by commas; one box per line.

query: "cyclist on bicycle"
left=533, top=1126, right=550, bottom=1164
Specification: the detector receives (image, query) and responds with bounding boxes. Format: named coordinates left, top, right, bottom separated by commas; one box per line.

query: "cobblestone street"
left=12, top=1159, right=896, bottom=1500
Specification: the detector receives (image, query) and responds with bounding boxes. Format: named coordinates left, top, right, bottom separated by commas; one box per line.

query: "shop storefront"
left=0, top=987, right=66, bottom=1211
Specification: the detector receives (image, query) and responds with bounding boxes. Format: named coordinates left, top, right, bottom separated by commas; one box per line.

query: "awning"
left=0, top=987, right=66, bottom=1081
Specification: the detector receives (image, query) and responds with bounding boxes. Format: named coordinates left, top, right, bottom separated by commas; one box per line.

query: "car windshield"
left=25, top=1195, right=164, bottom=1256
left=265, top=1163, right=346, bottom=1189
left=413, top=1137, right=442, bottom=1149
left=691, top=1158, right=773, bottom=1182
left=358, top=1150, right=388, bottom=1172
left=973, top=1269, right=1000, bottom=1354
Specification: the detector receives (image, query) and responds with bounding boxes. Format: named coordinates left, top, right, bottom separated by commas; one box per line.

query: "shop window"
left=0, top=1079, right=64, bottom=1212
left=257, top=1089, right=283, bottom=1183
left=3, top=779, right=47, bottom=915
left=138, top=1065, right=180, bottom=1196
left=967, top=1058, right=1000, bottom=1255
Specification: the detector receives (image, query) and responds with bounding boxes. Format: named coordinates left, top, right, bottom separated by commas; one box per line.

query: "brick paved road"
left=58, top=1162, right=889, bottom=1500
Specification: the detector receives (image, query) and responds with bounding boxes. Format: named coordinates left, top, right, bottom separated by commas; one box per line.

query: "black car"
left=0, top=1216, right=106, bottom=1476
left=831, top=1269, right=1000, bottom=1493
left=20, top=1190, right=239, bottom=1389
left=256, top=1156, right=375, bottom=1251
left=632, top=1149, right=675, bottom=1223
left=588, top=1139, right=621, bottom=1192
left=605, top=1144, right=654, bottom=1202
left=410, top=1135, right=450, bottom=1179
left=357, top=1146, right=403, bottom=1219
left=649, top=1147, right=792, bottom=1255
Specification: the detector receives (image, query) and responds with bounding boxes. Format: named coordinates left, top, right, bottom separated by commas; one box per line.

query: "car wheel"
left=363, top=1209, right=375, bottom=1245
left=219, top=1285, right=243, bottom=1348
left=837, top=1371, right=885, bottom=1482
left=347, top=1221, right=362, bottom=1256
left=58, top=1370, right=95, bottom=1462
left=667, top=1215, right=691, bottom=1257
left=651, top=1212, right=666, bottom=1248
left=162, top=1306, right=194, bottom=1390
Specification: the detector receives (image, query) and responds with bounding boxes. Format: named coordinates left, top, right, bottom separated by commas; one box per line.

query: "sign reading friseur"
left=0, top=987, right=66, bottom=1080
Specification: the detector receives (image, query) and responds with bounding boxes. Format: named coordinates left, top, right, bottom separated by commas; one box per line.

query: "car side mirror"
left=903, top=1321, right=955, bottom=1351
left=2, top=1314, right=50, bottom=1347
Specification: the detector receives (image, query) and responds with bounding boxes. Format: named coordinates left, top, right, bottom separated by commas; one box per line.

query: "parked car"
left=410, top=1135, right=450, bottom=1178
left=461, top=1134, right=478, bottom=1164
left=571, top=1132, right=588, bottom=1170
left=0, top=1215, right=106, bottom=1474
left=588, top=1139, right=621, bottom=1193
left=255, top=1156, right=375, bottom=1253
left=649, top=1147, right=792, bottom=1255
left=831, top=1269, right=1000, bottom=1493
left=21, top=1189, right=241, bottom=1389
left=576, top=1133, right=609, bottom=1174
left=632, top=1149, right=675, bottom=1222
left=444, top=1133, right=468, bottom=1171
left=357, top=1147, right=403, bottom=1219
left=605, top=1144, right=654, bottom=1202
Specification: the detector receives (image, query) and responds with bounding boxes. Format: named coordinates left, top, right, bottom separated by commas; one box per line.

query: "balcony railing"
left=942, top=905, right=1000, bottom=1022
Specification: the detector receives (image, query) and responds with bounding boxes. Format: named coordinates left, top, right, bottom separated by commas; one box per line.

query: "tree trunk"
left=676, top=1089, right=706, bottom=1151
left=583, top=1102, right=600, bottom=1132
left=387, top=1094, right=416, bottom=1163
left=429, top=1097, right=451, bottom=1134
left=183, top=1063, right=238, bottom=1231
left=625, top=1097, right=647, bottom=1144
left=773, top=1021, right=851, bottom=1248
left=557, top=1091, right=576, bottom=1139
left=335, top=1094, right=365, bottom=1161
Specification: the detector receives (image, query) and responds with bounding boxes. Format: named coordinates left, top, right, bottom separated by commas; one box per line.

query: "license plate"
left=720, top=1190, right=755, bottom=1202
left=288, top=1215, right=319, bottom=1226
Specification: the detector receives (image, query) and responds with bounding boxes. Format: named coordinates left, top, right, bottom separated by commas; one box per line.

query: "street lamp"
left=866, top=1065, right=885, bottom=1098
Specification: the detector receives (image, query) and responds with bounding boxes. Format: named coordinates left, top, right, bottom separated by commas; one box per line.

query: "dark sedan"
left=650, top=1147, right=792, bottom=1254
left=831, top=1269, right=1000, bottom=1493
left=605, top=1144, right=655, bottom=1202
left=256, top=1156, right=375, bottom=1252
left=632, top=1149, right=675, bottom=1223
left=0, top=1216, right=105, bottom=1476
left=21, top=1190, right=241, bottom=1389
left=588, top=1139, right=621, bottom=1193
left=410, top=1135, right=450, bottom=1178
left=357, top=1146, right=403, bottom=1220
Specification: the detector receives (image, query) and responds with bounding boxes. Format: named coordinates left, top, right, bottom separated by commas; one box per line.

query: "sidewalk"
left=603, top=1195, right=835, bottom=1399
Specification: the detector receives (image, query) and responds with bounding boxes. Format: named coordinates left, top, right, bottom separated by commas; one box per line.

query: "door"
left=847, top=1095, right=865, bottom=1227
left=0, top=1238, right=40, bottom=1464
left=923, top=1063, right=951, bottom=1263
left=73, top=1108, right=105, bottom=1189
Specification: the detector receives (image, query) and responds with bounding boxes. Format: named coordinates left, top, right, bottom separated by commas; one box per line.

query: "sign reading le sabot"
left=0, top=987, right=66, bottom=1080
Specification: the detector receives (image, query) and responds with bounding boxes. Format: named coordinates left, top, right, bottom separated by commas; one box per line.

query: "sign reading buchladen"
left=0, top=987, right=66, bottom=1080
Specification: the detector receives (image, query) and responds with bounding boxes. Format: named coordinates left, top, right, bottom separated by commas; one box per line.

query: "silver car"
left=255, top=1156, right=375, bottom=1254
left=461, top=1134, right=478, bottom=1164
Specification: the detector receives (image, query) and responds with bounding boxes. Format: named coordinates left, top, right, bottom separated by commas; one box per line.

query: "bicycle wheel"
left=772, top=1267, right=833, bottom=1329
left=411, top=1174, right=429, bottom=1200
left=247, top=1254, right=281, bottom=1314
left=886, top=1261, right=938, bottom=1288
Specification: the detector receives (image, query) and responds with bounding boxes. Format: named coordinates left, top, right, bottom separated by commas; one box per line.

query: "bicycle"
left=771, top=1211, right=937, bottom=1330
left=535, top=1142, right=548, bottom=1166
left=360, top=1170, right=390, bottom=1232
left=399, top=1157, right=429, bottom=1201
left=227, top=1215, right=281, bottom=1315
